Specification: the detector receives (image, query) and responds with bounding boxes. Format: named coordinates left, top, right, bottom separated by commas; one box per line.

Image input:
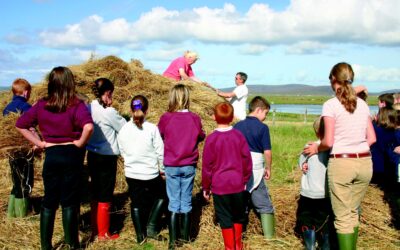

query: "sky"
left=1, top=0, right=400, bottom=92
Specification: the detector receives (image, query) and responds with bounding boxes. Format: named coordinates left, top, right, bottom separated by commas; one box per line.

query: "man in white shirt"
left=217, top=72, right=249, bottom=120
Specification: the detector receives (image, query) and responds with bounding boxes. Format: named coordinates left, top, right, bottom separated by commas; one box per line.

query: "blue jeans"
left=165, top=165, right=195, bottom=213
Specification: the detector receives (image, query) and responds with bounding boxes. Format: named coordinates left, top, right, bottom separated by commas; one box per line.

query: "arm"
left=153, top=127, right=165, bottom=175
left=216, top=89, right=236, bottom=98
left=264, top=150, right=272, bottom=180
left=16, top=127, right=46, bottom=149
left=73, top=123, right=94, bottom=148
left=202, top=138, right=213, bottom=200
left=366, top=116, right=376, bottom=146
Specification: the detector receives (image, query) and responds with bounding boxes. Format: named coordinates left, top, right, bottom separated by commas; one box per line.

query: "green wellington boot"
left=7, top=194, right=16, bottom=218
left=337, top=233, right=353, bottom=250
left=14, top=198, right=28, bottom=217
left=353, top=226, right=359, bottom=250
left=260, top=213, right=275, bottom=239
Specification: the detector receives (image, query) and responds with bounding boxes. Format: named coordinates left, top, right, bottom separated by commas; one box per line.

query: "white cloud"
left=37, top=0, right=400, bottom=49
left=239, top=44, right=268, bottom=55
left=286, top=41, right=328, bottom=55
left=353, top=64, right=400, bottom=83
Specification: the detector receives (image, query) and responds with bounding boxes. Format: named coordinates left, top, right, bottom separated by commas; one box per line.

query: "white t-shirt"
left=322, top=97, right=371, bottom=154
left=230, top=84, right=248, bottom=120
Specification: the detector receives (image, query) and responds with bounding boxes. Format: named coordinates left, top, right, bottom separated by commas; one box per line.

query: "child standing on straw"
left=117, top=95, right=166, bottom=244
left=3, top=78, right=36, bottom=218
left=297, top=117, right=334, bottom=250
left=86, top=78, right=126, bottom=240
left=158, top=84, right=205, bottom=249
left=16, top=66, right=94, bottom=250
left=234, top=96, right=275, bottom=239
left=202, top=102, right=252, bottom=250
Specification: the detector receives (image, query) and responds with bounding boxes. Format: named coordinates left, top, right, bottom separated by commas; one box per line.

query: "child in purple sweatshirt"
left=158, top=84, right=205, bottom=248
left=202, top=102, right=252, bottom=250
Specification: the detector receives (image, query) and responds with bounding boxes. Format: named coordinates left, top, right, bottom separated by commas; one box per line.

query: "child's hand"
left=264, top=168, right=271, bottom=180
left=203, top=190, right=211, bottom=201
left=394, top=146, right=400, bottom=154
left=160, top=171, right=166, bottom=180
left=302, top=162, right=309, bottom=174
left=303, top=142, right=318, bottom=156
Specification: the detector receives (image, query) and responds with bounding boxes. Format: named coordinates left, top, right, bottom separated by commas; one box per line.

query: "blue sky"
left=1, top=0, right=399, bottom=92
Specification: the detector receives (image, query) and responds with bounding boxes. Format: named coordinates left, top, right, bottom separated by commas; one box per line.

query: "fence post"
left=304, top=108, right=308, bottom=124
left=272, top=109, right=276, bottom=126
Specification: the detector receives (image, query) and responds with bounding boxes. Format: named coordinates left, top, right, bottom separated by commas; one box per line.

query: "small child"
left=158, top=84, right=205, bottom=248
left=202, top=102, right=252, bottom=250
left=117, top=95, right=166, bottom=244
left=297, top=117, right=332, bottom=250
left=233, top=96, right=275, bottom=239
left=3, top=78, right=35, bottom=218
left=390, top=104, right=400, bottom=185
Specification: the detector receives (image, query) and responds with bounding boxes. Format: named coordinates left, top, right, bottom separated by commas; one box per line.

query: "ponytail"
left=130, top=95, right=149, bottom=129
left=329, top=62, right=357, bottom=113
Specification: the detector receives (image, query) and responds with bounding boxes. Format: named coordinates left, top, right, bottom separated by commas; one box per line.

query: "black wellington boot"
left=62, top=206, right=80, bottom=249
left=168, top=212, right=179, bottom=250
left=40, top=207, right=56, bottom=250
left=180, top=212, right=191, bottom=243
left=132, top=208, right=146, bottom=244
left=147, top=199, right=165, bottom=239
left=303, top=229, right=316, bottom=250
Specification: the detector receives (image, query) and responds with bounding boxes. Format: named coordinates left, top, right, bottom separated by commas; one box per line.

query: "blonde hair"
left=168, top=84, right=190, bottom=112
left=392, top=103, right=400, bottom=111
left=12, top=78, right=31, bottom=95
left=183, top=51, right=198, bottom=60
left=313, top=116, right=325, bottom=139
left=329, top=62, right=357, bottom=113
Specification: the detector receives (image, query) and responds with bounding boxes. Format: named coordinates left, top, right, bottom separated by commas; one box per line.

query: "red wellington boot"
left=233, top=223, right=243, bottom=250
left=221, top=228, right=235, bottom=250
left=97, top=202, right=119, bottom=240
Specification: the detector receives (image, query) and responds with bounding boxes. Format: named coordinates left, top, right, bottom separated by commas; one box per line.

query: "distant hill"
left=220, top=84, right=400, bottom=96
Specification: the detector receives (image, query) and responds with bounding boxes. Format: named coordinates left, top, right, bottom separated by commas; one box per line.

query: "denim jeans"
left=165, top=165, right=195, bottom=213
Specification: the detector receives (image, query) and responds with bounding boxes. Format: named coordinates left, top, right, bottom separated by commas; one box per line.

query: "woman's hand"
left=303, top=142, right=318, bottom=156
left=203, top=190, right=211, bottom=201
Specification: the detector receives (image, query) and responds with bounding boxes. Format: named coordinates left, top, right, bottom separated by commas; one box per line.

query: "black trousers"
left=87, top=151, right=118, bottom=202
left=9, top=149, right=34, bottom=198
left=213, top=191, right=247, bottom=228
left=42, top=145, right=85, bottom=210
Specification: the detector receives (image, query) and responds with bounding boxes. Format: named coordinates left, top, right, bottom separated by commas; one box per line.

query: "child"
left=158, top=84, right=205, bottom=248
left=202, top=102, right=252, bottom=250
left=233, top=96, right=275, bottom=239
left=3, top=78, right=35, bottom=218
left=117, top=95, right=166, bottom=244
left=297, top=117, right=332, bottom=250
left=86, top=78, right=126, bottom=240
left=16, top=66, right=94, bottom=250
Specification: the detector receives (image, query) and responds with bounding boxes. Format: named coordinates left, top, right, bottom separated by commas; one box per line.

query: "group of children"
left=4, top=68, right=276, bottom=250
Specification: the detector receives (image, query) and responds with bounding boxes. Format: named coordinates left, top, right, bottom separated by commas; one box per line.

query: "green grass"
left=267, top=122, right=315, bottom=185
left=249, top=94, right=379, bottom=105
left=268, top=111, right=319, bottom=123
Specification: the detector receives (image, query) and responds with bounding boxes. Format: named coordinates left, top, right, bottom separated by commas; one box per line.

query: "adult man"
left=217, top=72, right=249, bottom=120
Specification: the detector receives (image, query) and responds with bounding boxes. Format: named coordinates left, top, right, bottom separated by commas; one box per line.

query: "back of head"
left=394, top=93, right=400, bottom=104
left=11, top=78, right=31, bottom=96
left=249, top=96, right=270, bottom=113
left=168, top=84, right=190, bottom=112
left=395, top=109, right=400, bottom=128
left=329, top=62, right=357, bottom=113
left=236, top=72, right=248, bottom=83
left=131, top=95, right=149, bottom=129
left=45, top=66, right=76, bottom=112
left=184, top=51, right=198, bottom=60
left=92, top=78, right=114, bottom=107
left=214, top=102, right=234, bottom=125
left=378, top=93, right=394, bottom=109
left=313, top=116, right=325, bottom=139
left=377, top=107, right=396, bottom=129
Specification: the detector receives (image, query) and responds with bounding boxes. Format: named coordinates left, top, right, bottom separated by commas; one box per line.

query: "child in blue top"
left=297, top=117, right=333, bottom=250
left=3, top=78, right=35, bottom=218
left=233, top=96, right=275, bottom=239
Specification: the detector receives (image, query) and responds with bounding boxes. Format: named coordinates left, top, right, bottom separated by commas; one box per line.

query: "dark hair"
left=395, top=109, right=400, bottom=127
left=329, top=62, right=357, bottom=113
left=214, top=102, right=234, bottom=124
left=45, top=66, right=76, bottom=112
left=378, top=93, right=394, bottom=109
left=236, top=72, right=248, bottom=83
left=92, top=78, right=114, bottom=108
left=377, top=107, right=396, bottom=129
left=130, top=95, right=149, bottom=129
left=249, top=96, right=270, bottom=113
left=357, top=90, right=368, bottom=102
